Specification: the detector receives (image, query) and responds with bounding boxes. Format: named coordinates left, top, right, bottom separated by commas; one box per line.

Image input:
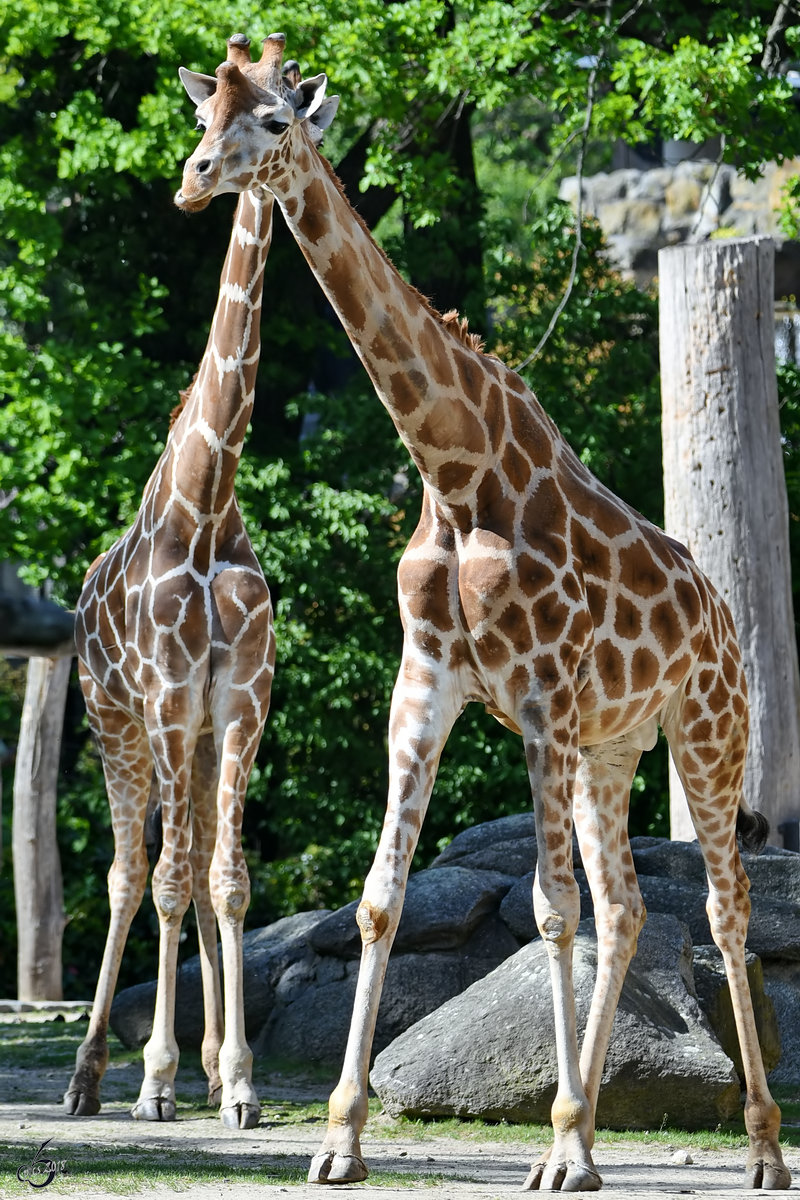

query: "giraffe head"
left=175, top=32, right=338, bottom=212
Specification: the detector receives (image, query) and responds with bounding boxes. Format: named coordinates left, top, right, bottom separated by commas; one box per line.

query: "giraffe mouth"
left=173, top=187, right=213, bottom=213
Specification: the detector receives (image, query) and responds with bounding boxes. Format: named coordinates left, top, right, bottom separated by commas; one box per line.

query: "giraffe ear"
left=294, top=72, right=330, bottom=122
left=311, top=95, right=339, bottom=133
left=179, top=67, right=218, bottom=107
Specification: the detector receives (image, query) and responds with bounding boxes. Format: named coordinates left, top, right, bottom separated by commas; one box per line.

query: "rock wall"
left=559, top=158, right=800, bottom=297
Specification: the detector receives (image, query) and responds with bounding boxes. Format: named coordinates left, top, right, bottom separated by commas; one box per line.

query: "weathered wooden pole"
left=659, top=236, right=800, bottom=844
left=12, top=654, right=70, bottom=1000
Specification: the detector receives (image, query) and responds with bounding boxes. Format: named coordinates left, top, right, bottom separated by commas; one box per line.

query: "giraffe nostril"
left=195, top=158, right=213, bottom=176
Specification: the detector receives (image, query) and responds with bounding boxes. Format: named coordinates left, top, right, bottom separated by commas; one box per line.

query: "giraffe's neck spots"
left=165, top=191, right=272, bottom=521
left=269, top=148, right=566, bottom=529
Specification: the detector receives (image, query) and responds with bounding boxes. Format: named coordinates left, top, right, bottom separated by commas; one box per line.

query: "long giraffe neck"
left=152, top=188, right=273, bottom=520
left=271, top=141, right=537, bottom=524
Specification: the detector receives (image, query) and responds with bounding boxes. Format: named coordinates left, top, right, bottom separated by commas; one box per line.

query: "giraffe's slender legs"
left=309, top=652, right=463, bottom=1184
left=525, top=737, right=645, bottom=1190
left=519, top=699, right=603, bottom=1194
left=64, top=688, right=152, bottom=1116
left=132, top=694, right=200, bottom=1122
left=574, top=739, right=645, bottom=1115
left=663, top=667, right=791, bottom=1191
left=208, top=715, right=264, bottom=1130
left=188, top=733, right=225, bottom=1107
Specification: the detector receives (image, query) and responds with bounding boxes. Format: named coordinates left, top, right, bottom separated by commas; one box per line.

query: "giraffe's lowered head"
left=175, top=32, right=338, bottom=212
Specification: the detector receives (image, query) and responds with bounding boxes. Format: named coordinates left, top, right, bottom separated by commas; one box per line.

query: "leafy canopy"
left=2, top=0, right=799, bottom=993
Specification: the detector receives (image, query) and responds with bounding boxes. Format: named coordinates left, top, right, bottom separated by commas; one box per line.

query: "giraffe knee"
left=534, top=877, right=581, bottom=946
left=213, top=887, right=249, bottom=921
left=595, top=900, right=646, bottom=952
left=707, top=882, right=750, bottom=951
left=537, top=902, right=580, bottom=947
left=356, top=901, right=390, bottom=944
left=153, top=888, right=191, bottom=924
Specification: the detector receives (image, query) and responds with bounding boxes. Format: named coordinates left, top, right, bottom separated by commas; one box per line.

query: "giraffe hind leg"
left=64, top=704, right=151, bottom=1118
left=189, top=734, right=225, bottom=1108
left=664, top=663, right=790, bottom=1190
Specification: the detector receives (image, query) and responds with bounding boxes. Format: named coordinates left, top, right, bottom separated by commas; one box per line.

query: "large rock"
left=370, top=913, right=741, bottom=1129
left=499, top=869, right=594, bottom=942
left=497, top=853, right=800, bottom=963
left=109, top=813, right=800, bottom=1105
left=307, top=866, right=515, bottom=958
left=692, top=945, right=782, bottom=1080
left=762, top=962, right=800, bottom=1087
left=255, top=914, right=520, bottom=1068
left=632, top=837, right=800, bottom=906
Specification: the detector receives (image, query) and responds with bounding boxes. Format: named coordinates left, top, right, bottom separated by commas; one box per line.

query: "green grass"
left=1, top=1137, right=461, bottom=1194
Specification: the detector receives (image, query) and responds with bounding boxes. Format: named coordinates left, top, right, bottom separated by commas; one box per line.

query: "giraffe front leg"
left=309, top=653, right=461, bottom=1184
left=210, top=721, right=265, bottom=1130
left=132, top=852, right=192, bottom=1122
left=519, top=703, right=601, bottom=1194
left=575, top=741, right=645, bottom=1135
left=132, top=717, right=196, bottom=1123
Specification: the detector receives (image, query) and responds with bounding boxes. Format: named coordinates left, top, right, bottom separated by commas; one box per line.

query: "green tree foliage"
left=2, top=1, right=800, bottom=995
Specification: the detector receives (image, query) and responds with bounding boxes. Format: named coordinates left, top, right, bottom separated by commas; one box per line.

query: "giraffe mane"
left=169, top=373, right=199, bottom=430
left=440, top=310, right=486, bottom=353
left=316, top=153, right=488, bottom=359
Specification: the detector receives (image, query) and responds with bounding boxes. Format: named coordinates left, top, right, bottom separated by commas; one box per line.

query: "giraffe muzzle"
left=174, top=153, right=223, bottom=212
left=174, top=185, right=213, bottom=213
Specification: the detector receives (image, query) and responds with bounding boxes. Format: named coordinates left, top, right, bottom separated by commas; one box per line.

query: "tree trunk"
left=12, top=655, right=70, bottom=1000
left=659, top=236, right=800, bottom=844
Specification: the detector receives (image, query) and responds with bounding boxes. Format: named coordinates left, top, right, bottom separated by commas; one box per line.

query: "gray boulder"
left=307, top=865, right=515, bottom=958
left=632, top=837, right=800, bottom=907
left=256, top=914, right=520, bottom=1068
left=762, top=962, right=800, bottom=1087
left=370, top=913, right=741, bottom=1129
left=431, top=813, right=535, bottom=865
left=692, top=945, right=782, bottom=1080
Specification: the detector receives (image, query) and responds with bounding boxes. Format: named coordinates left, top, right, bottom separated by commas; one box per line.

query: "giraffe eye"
left=265, top=118, right=289, bottom=135
left=194, top=119, right=206, bottom=132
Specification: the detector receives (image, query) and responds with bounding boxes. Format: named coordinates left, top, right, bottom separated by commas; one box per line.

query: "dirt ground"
left=1, top=1009, right=798, bottom=1198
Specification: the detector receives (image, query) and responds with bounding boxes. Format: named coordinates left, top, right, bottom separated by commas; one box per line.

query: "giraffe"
left=62, top=34, right=296, bottom=1130
left=175, top=34, right=791, bottom=1190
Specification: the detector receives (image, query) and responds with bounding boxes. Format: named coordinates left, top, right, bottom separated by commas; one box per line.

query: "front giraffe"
left=63, top=33, right=302, bottom=1128
left=176, top=34, right=789, bottom=1190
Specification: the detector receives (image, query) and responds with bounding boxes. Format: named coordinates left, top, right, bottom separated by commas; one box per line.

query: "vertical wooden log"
left=659, top=237, right=800, bottom=842
left=12, top=655, right=70, bottom=1000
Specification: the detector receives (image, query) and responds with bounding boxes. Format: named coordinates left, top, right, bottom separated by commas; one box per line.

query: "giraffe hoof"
left=132, top=1096, right=177, bottom=1122
left=63, top=1088, right=101, bottom=1117
left=522, top=1159, right=601, bottom=1192
left=308, top=1151, right=368, bottom=1184
left=746, top=1160, right=791, bottom=1190
left=220, top=1101, right=260, bottom=1129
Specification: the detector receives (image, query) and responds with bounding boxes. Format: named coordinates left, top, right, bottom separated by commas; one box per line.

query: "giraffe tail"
left=736, top=805, right=769, bottom=854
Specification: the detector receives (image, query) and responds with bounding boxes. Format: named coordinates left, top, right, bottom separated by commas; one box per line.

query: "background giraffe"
left=176, top=34, right=790, bottom=1189
left=64, top=35, right=282, bottom=1128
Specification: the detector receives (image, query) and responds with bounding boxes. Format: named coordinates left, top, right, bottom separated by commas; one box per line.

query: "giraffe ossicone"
left=177, top=33, right=790, bottom=1191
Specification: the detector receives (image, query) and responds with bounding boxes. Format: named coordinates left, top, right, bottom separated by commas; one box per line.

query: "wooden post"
left=659, top=236, right=800, bottom=843
left=12, top=655, right=70, bottom=1000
